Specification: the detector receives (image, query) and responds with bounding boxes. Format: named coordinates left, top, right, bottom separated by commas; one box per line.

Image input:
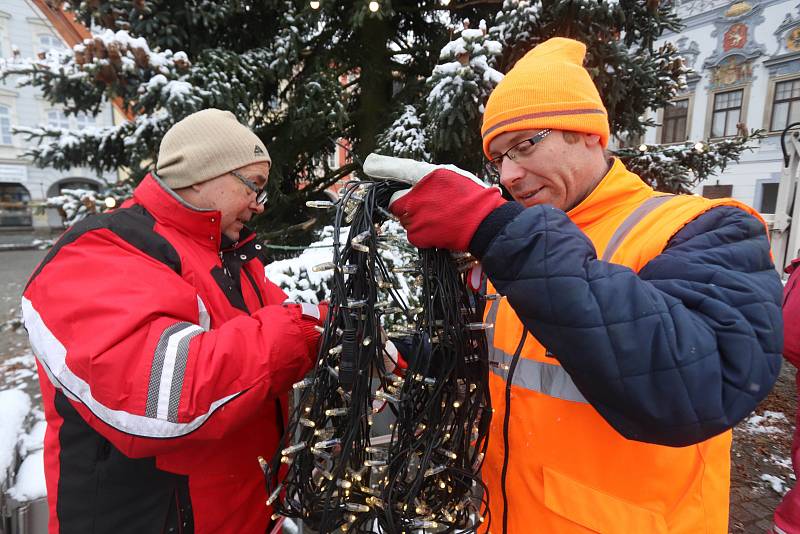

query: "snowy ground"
left=729, top=361, right=798, bottom=532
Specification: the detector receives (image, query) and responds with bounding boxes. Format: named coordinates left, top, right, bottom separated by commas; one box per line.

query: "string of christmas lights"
left=264, top=180, right=494, bottom=533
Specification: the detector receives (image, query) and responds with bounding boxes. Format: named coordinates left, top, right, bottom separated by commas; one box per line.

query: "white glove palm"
left=363, top=153, right=489, bottom=206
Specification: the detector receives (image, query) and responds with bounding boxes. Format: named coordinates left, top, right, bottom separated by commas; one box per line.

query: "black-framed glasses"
left=487, top=128, right=552, bottom=172
left=230, top=169, right=268, bottom=205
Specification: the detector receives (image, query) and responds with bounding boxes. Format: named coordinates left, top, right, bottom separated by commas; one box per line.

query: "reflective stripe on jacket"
left=480, top=159, right=767, bottom=534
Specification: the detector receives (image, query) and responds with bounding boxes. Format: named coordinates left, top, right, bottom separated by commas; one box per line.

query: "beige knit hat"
left=156, top=108, right=271, bottom=189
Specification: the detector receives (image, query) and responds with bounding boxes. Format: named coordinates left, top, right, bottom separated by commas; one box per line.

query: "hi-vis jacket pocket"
left=543, top=466, right=669, bottom=534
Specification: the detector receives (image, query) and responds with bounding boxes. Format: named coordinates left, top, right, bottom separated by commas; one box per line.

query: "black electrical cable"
left=265, top=179, right=493, bottom=533
left=500, top=330, right=528, bottom=534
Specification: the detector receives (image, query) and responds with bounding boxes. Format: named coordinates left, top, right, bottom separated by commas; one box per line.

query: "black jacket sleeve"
left=470, top=203, right=783, bottom=447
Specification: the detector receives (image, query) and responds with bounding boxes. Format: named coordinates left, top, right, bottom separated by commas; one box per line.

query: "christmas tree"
left=379, top=0, right=761, bottom=192
left=0, top=0, right=758, bottom=238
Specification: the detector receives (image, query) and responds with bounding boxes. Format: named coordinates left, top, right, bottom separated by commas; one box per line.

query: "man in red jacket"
left=22, top=109, right=325, bottom=533
left=774, top=257, right=800, bottom=534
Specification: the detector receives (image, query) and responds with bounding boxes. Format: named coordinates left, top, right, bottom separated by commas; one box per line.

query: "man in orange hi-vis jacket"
left=364, top=37, right=783, bottom=533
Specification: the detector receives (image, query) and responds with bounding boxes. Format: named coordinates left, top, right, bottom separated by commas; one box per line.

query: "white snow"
left=761, top=473, right=789, bottom=495
left=265, top=229, right=339, bottom=303
left=0, top=389, right=31, bottom=486
left=18, top=421, right=46, bottom=458
left=264, top=221, right=417, bottom=313
left=8, top=450, right=45, bottom=501
left=741, top=411, right=789, bottom=435
left=769, top=453, right=793, bottom=471
left=0, top=351, right=47, bottom=502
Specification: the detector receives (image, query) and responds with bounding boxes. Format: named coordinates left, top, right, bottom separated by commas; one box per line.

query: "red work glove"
left=363, top=154, right=506, bottom=251
left=317, top=300, right=329, bottom=325
left=283, top=300, right=328, bottom=357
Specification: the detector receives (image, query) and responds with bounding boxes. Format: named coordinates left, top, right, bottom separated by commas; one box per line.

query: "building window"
left=702, top=183, right=733, bottom=199
left=711, top=89, right=743, bottom=138
left=75, top=112, right=96, bottom=130
left=47, top=109, right=69, bottom=130
left=0, top=183, right=32, bottom=226
left=757, top=181, right=780, bottom=214
left=37, top=34, right=65, bottom=54
left=0, top=105, right=11, bottom=144
left=661, top=99, right=689, bottom=144
left=770, top=79, right=800, bottom=132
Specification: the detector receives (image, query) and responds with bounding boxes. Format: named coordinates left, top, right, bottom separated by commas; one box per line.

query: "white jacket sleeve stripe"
left=146, top=322, right=189, bottom=418
left=159, top=324, right=203, bottom=422
left=21, top=296, right=239, bottom=438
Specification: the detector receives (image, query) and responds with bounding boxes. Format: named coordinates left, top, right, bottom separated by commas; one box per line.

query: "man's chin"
left=223, top=230, right=241, bottom=241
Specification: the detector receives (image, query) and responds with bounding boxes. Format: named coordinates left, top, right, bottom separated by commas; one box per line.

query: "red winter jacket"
left=774, top=259, right=800, bottom=533
left=22, top=174, right=321, bottom=534
left=785, top=259, right=800, bottom=368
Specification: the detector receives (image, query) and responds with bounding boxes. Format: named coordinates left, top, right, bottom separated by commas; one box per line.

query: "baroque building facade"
left=0, top=0, right=115, bottom=231
left=647, top=0, right=800, bottom=222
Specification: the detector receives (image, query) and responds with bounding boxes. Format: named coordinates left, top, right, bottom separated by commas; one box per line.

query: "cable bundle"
left=265, top=180, right=494, bottom=533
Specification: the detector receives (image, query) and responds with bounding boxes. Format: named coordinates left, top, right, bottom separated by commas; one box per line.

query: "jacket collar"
left=567, top=158, right=655, bottom=229
left=133, top=173, right=223, bottom=251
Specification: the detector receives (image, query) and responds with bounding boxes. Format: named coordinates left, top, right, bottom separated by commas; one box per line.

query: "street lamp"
left=368, top=1, right=379, bottom=12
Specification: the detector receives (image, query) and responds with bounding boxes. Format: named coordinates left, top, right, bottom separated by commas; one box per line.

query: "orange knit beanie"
left=481, top=37, right=610, bottom=157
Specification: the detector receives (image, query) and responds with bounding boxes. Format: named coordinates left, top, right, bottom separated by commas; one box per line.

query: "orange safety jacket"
left=480, top=159, right=765, bottom=533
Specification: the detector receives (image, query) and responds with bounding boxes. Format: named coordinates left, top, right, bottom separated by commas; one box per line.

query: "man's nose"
left=251, top=199, right=265, bottom=214
left=499, top=159, right=525, bottom=190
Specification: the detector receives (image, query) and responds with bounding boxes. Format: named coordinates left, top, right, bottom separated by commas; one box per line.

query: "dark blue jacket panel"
left=470, top=203, right=783, bottom=447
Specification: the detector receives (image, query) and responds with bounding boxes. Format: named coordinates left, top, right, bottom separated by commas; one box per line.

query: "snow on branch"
left=426, top=24, right=503, bottom=153
left=13, top=111, right=172, bottom=174
left=376, top=105, right=431, bottom=160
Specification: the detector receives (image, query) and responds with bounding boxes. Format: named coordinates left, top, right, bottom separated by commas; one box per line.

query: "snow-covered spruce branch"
left=376, top=105, right=431, bottom=161
left=616, top=130, right=765, bottom=193
left=13, top=111, right=173, bottom=173
left=425, top=25, right=503, bottom=153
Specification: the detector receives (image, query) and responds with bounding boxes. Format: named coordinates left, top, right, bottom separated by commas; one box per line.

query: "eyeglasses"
left=230, top=169, right=268, bottom=205
left=487, top=129, right=552, bottom=174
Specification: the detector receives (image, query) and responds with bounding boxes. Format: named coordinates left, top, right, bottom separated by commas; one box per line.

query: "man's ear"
left=583, top=133, right=602, bottom=147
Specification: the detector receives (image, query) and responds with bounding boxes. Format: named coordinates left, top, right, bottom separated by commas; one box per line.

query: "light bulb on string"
left=368, top=0, right=380, bottom=12
left=638, top=143, right=648, bottom=153
left=693, top=141, right=705, bottom=153
left=441, top=0, right=450, bottom=4
left=310, top=0, right=320, bottom=8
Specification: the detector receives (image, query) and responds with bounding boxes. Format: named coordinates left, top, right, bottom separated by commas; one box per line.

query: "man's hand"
left=283, top=300, right=329, bottom=357
left=363, top=154, right=506, bottom=251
